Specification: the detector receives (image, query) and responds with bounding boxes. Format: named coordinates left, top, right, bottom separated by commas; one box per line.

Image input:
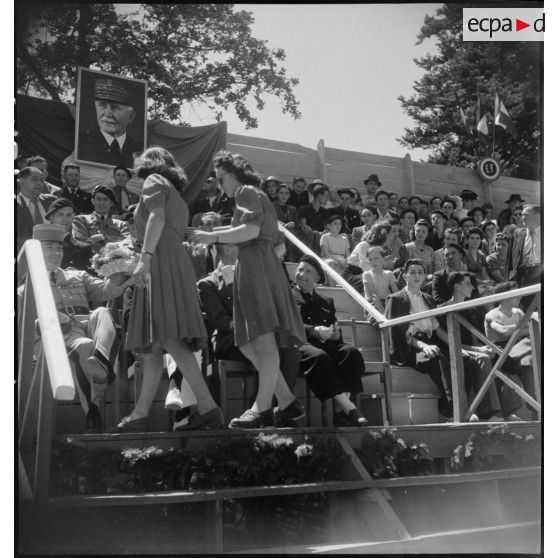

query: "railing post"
left=528, top=309, right=542, bottom=421
left=447, top=312, right=467, bottom=422
left=18, top=274, right=36, bottom=420
left=380, top=328, right=393, bottom=424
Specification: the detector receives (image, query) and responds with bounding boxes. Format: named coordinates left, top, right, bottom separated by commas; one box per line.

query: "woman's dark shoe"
left=333, top=411, right=351, bottom=427
left=273, top=399, right=305, bottom=427
left=175, top=407, right=224, bottom=431
left=229, top=408, right=274, bottom=429
left=85, top=404, right=104, bottom=433
left=348, top=409, right=368, bottom=427
left=110, top=415, right=149, bottom=432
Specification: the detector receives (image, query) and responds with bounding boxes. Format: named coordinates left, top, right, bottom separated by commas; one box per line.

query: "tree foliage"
left=16, top=3, right=301, bottom=128
left=397, top=3, right=541, bottom=180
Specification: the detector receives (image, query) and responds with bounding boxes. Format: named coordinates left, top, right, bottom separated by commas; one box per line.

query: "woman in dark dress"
left=192, top=151, right=306, bottom=429
left=114, top=147, right=221, bottom=431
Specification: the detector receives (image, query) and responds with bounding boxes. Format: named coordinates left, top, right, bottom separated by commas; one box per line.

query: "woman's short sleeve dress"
left=126, top=174, right=206, bottom=352
left=232, top=185, right=306, bottom=347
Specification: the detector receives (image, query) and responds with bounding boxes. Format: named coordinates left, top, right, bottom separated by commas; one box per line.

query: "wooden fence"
left=227, top=133, right=540, bottom=211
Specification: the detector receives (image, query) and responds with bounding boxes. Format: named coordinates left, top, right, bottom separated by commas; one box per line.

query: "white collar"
left=100, top=129, right=126, bottom=149
left=405, top=286, right=422, bottom=299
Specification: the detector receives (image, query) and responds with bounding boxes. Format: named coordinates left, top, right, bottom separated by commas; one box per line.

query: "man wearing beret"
left=19, top=224, right=135, bottom=432
left=327, top=188, right=362, bottom=235
left=45, top=198, right=93, bottom=271
left=292, top=255, right=368, bottom=427
left=72, top=184, right=130, bottom=253
left=78, top=78, right=143, bottom=168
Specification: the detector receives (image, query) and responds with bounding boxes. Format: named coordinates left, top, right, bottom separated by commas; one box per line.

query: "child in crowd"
left=484, top=281, right=535, bottom=421
left=320, top=215, right=351, bottom=267
left=362, top=245, right=398, bottom=314
left=484, top=282, right=528, bottom=345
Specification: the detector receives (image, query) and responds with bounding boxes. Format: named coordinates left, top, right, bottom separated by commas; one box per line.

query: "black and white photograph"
left=75, top=67, right=147, bottom=169
left=14, top=2, right=546, bottom=555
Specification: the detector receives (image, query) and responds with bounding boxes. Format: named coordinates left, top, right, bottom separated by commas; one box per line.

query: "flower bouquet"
left=91, top=241, right=139, bottom=280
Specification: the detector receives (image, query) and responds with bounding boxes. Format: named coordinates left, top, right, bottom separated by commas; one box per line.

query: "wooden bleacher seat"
left=285, top=261, right=298, bottom=282
left=315, top=286, right=367, bottom=321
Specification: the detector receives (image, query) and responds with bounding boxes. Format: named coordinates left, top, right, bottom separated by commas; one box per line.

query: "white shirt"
left=405, top=287, right=439, bottom=337
left=100, top=130, right=127, bottom=150
left=19, top=193, right=46, bottom=223
left=523, top=226, right=541, bottom=265
left=219, top=263, right=235, bottom=286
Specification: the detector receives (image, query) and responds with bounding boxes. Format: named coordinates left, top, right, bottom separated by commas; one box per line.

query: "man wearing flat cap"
left=291, top=255, right=367, bottom=427
left=73, top=184, right=130, bottom=253
left=78, top=78, right=143, bottom=168
left=19, top=224, right=134, bottom=432
left=362, top=174, right=381, bottom=207
left=498, top=194, right=525, bottom=231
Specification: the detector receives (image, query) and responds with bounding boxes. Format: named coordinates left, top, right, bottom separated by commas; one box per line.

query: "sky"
left=185, top=3, right=443, bottom=161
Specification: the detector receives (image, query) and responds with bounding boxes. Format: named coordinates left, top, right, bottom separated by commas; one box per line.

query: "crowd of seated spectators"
left=16, top=156, right=541, bottom=429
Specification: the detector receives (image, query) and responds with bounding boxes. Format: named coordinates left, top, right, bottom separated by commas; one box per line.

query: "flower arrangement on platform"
left=51, top=433, right=345, bottom=496
left=451, top=425, right=540, bottom=472
left=357, top=428, right=433, bottom=479
left=90, top=241, right=139, bottom=279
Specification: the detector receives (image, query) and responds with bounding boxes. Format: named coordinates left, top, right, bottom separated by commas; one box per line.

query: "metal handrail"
left=17, top=240, right=75, bottom=400
left=379, top=284, right=541, bottom=329
left=279, top=223, right=386, bottom=323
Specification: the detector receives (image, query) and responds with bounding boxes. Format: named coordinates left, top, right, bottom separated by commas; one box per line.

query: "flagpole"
left=491, top=93, right=497, bottom=157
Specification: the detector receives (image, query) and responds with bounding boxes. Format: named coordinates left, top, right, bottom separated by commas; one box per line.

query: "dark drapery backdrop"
left=15, top=94, right=227, bottom=205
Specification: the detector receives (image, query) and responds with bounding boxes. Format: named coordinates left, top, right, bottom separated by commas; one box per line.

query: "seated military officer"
left=72, top=184, right=130, bottom=253
left=45, top=198, right=93, bottom=271
left=22, top=224, right=134, bottom=432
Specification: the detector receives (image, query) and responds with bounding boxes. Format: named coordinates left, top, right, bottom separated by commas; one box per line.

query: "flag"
left=459, top=107, right=473, bottom=135
left=477, top=112, right=490, bottom=150
left=477, top=113, right=489, bottom=136
left=494, top=93, right=517, bottom=137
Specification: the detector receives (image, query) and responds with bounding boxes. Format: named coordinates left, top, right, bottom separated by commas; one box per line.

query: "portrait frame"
left=75, top=67, right=148, bottom=169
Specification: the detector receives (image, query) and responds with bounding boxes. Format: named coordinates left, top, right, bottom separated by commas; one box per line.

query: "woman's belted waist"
left=239, top=238, right=274, bottom=247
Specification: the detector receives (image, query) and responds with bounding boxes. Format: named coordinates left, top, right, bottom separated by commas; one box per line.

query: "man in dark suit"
left=194, top=243, right=301, bottom=428
left=374, top=190, right=399, bottom=222
left=287, top=177, right=310, bottom=209
left=507, top=204, right=541, bottom=288
left=16, top=166, right=57, bottom=252
left=78, top=78, right=143, bottom=169
left=385, top=259, right=453, bottom=419
left=327, top=188, right=362, bottom=235
left=190, top=171, right=235, bottom=225
left=431, top=243, right=478, bottom=305
left=28, top=155, right=63, bottom=197
left=292, top=255, right=368, bottom=426
left=111, top=166, right=140, bottom=218
left=60, top=164, right=94, bottom=215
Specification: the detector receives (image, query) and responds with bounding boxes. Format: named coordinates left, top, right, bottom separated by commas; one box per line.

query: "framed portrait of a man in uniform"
left=75, top=68, right=148, bottom=169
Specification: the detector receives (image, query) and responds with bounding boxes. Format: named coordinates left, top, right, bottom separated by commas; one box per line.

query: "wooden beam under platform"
left=60, top=421, right=541, bottom=459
